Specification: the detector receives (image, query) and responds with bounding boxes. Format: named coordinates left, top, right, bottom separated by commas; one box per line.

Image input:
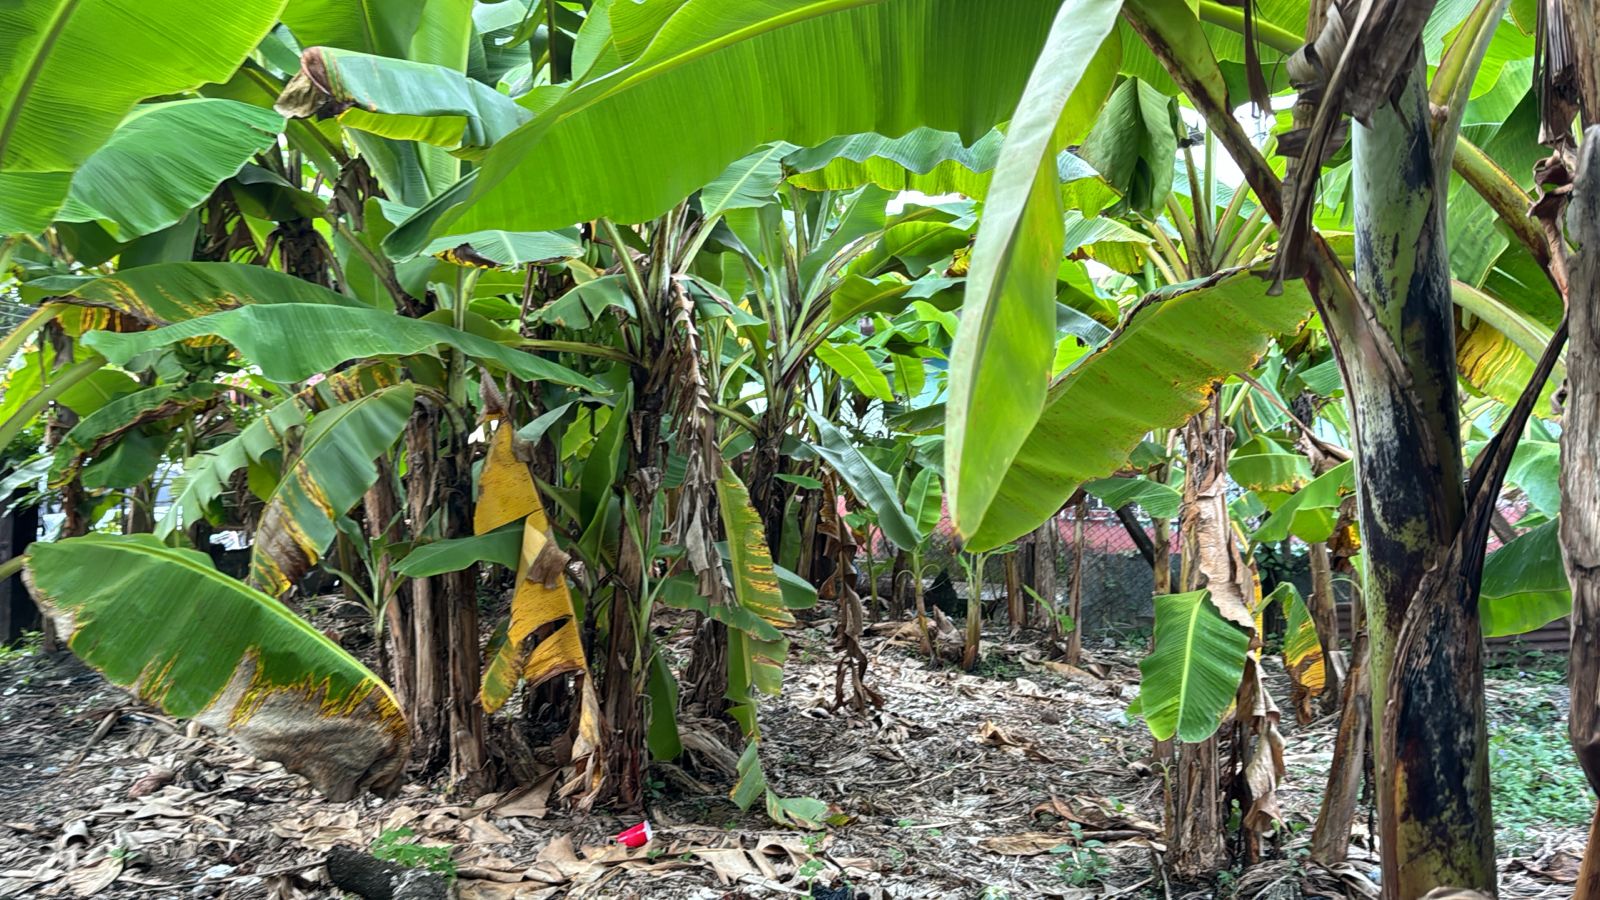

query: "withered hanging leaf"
left=474, top=421, right=605, bottom=806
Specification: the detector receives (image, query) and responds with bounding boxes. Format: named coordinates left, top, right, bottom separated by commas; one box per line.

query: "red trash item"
left=615, top=821, right=652, bottom=848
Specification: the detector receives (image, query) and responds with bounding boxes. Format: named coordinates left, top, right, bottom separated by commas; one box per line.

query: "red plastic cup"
left=615, top=820, right=652, bottom=848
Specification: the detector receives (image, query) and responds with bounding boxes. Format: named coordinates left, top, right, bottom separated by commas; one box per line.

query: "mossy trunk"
left=1346, top=59, right=1494, bottom=897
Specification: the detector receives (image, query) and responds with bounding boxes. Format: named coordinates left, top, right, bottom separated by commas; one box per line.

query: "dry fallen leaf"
left=66, top=856, right=122, bottom=898
left=492, top=774, right=557, bottom=819
left=978, top=832, right=1070, bottom=856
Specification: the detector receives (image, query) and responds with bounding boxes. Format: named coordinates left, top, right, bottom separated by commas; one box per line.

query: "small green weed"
left=1050, top=824, right=1110, bottom=887
left=370, top=828, right=457, bottom=882
left=1486, top=666, right=1590, bottom=853
left=0, top=631, right=41, bottom=667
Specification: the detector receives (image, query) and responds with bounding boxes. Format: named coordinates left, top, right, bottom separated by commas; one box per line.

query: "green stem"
left=0, top=554, right=25, bottom=582
left=1195, top=2, right=1301, bottom=54
left=520, top=339, right=637, bottom=365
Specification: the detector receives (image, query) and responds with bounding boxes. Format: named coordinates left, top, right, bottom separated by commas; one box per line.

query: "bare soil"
left=0, top=615, right=1583, bottom=899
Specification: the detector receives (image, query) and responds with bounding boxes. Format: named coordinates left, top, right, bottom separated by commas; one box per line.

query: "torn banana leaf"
left=28, top=534, right=407, bottom=800
left=50, top=383, right=224, bottom=488
left=250, top=385, right=414, bottom=595
left=474, top=421, right=605, bottom=806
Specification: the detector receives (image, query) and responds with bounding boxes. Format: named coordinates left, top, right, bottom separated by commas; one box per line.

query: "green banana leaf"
left=420, top=0, right=1081, bottom=241
left=1077, top=77, right=1181, bottom=216
left=965, top=267, right=1314, bottom=551
left=1228, top=437, right=1312, bottom=494
left=1505, top=439, right=1559, bottom=518
left=250, top=385, right=416, bottom=595
left=1252, top=461, right=1355, bottom=544
left=701, top=142, right=799, bottom=219
left=394, top=524, right=523, bottom=578
left=1082, top=476, right=1181, bottom=519
left=0, top=0, right=283, bottom=233
left=50, top=383, right=225, bottom=488
left=422, top=228, right=585, bottom=267
left=815, top=343, right=894, bottom=403
left=37, top=262, right=366, bottom=327
left=1136, top=589, right=1251, bottom=742
left=1480, top=518, right=1570, bottom=638
left=945, top=0, right=1123, bottom=541
left=280, top=0, right=427, bottom=58
left=55, top=99, right=283, bottom=239
left=787, top=127, right=1006, bottom=198
left=808, top=413, right=920, bottom=551
left=82, top=303, right=601, bottom=390
left=902, top=467, right=943, bottom=541
left=276, top=47, right=531, bottom=158
left=28, top=534, right=408, bottom=801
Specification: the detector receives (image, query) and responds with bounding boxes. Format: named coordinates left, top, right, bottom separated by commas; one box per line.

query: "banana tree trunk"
left=1307, top=540, right=1343, bottom=714
left=364, top=464, right=413, bottom=712
left=1345, top=59, right=1494, bottom=896
left=1561, top=127, right=1600, bottom=900
left=1004, top=552, right=1024, bottom=634
left=404, top=412, right=449, bottom=773
left=1311, top=603, right=1370, bottom=865
left=1030, top=517, right=1059, bottom=632
left=1066, top=500, right=1087, bottom=664
left=438, top=422, right=487, bottom=791
left=1166, top=398, right=1232, bottom=877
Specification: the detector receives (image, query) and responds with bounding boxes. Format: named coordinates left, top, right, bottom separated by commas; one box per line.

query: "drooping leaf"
left=1077, top=77, right=1180, bottom=216
left=807, top=413, right=919, bottom=551
left=1480, top=518, right=1570, bottom=638
left=474, top=422, right=603, bottom=803
left=50, top=383, right=225, bottom=488
left=276, top=47, right=531, bottom=158
left=413, top=0, right=1084, bottom=244
left=28, top=534, right=407, bottom=800
left=945, top=0, right=1123, bottom=541
left=1082, top=476, right=1181, bottom=519
left=1137, top=590, right=1251, bottom=742
left=828, top=275, right=913, bottom=327
left=54, top=99, right=283, bottom=239
left=967, top=267, right=1314, bottom=551
left=1228, top=438, right=1312, bottom=494
left=250, top=385, right=415, bottom=595
left=716, top=466, right=796, bottom=635
left=0, top=0, right=284, bottom=234
left=1274, top=583, right=1325, bottom=724
left=82, top=303, right=600, bottom=389
left=394, top=523, right=522, bottom=578
left=815, top=342, right=894, bottom=403
left=1252, top=461, right=1356, bottom=544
